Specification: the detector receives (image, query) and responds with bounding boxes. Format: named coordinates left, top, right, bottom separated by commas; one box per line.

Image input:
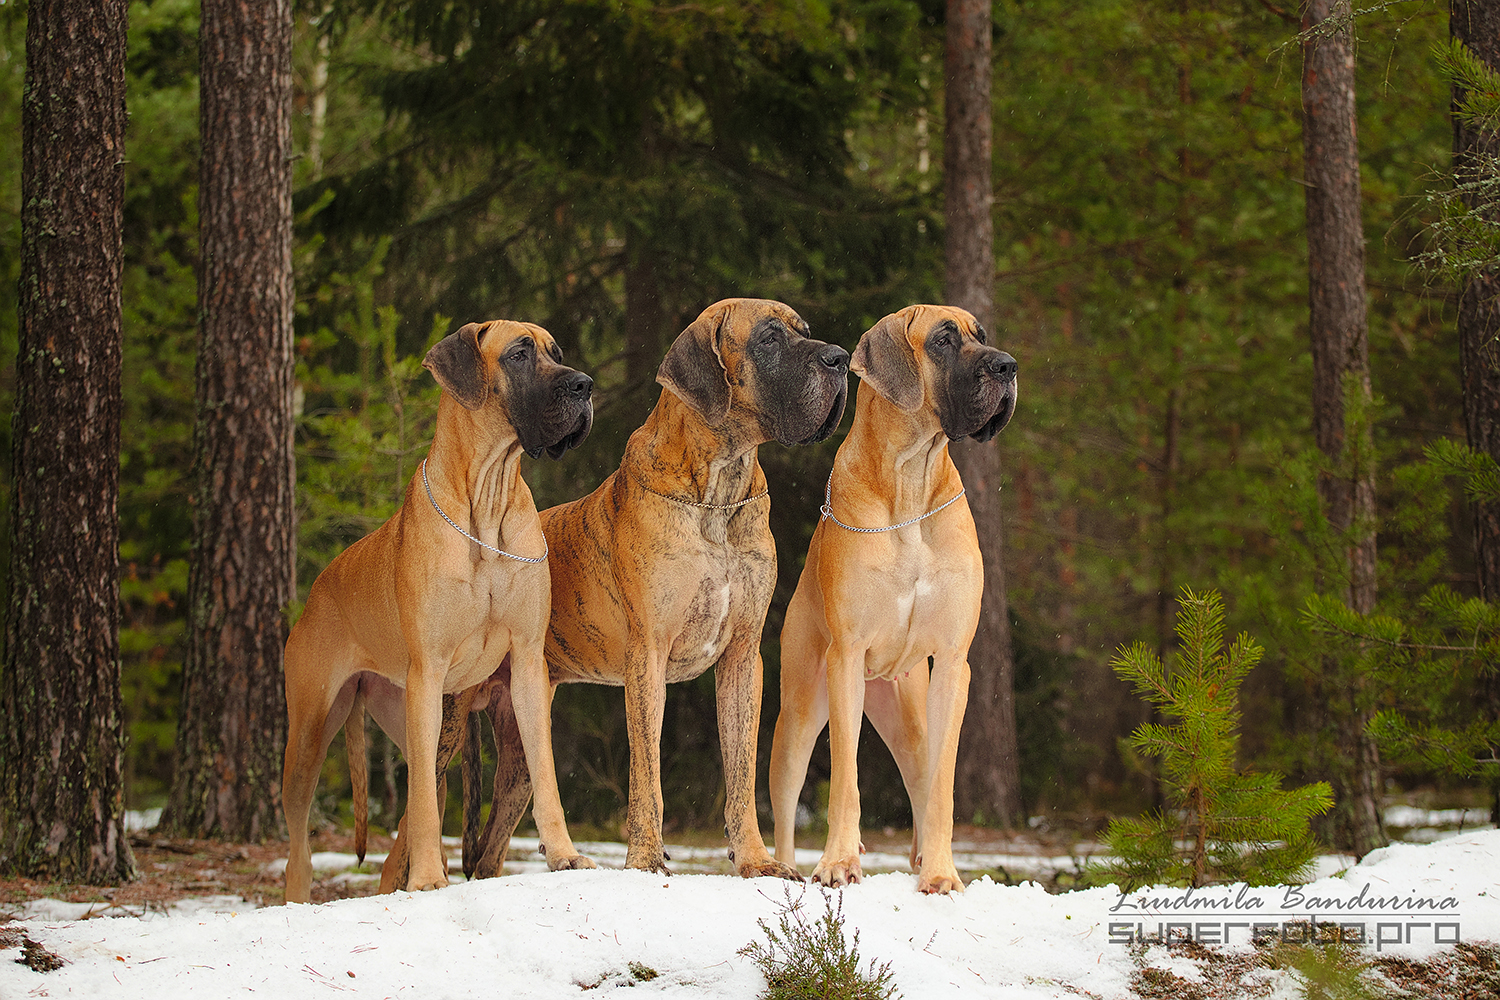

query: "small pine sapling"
left=1104, top=588, right=1334, bottom=890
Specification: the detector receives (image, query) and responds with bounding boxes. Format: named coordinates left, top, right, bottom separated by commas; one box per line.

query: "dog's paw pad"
left=917, top=872, right=964, bottom=895
left=811, top=859, right=862, bottom=888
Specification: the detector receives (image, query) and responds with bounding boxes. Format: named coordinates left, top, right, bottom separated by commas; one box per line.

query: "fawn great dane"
left=281, top=320, right=592, bottom=903
left=768, top=304, right=1017, bottom=894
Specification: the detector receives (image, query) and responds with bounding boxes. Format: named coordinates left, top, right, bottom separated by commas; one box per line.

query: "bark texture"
left=1450, top=0, right=1500, bottom=825
left=945, top=0, right=1024, bottom=827
left=0, top=0, right=136, bottom=882
left=161, top=0, right=296, bottom=841
left=1301, top=0, right=1385, bottom=856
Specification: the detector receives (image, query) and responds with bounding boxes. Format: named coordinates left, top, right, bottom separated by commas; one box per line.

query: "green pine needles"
left=738, top=886, right=899, bottom=1000
left=1304, top=440, right=1500, bottom=785
left=1412, top=39, right=1500, bottom=283
left=1103, top=588, right=1334, bottom=890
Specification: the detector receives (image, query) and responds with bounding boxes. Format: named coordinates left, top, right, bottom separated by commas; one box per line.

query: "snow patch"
left=0, top=831, right=1494, bottom=999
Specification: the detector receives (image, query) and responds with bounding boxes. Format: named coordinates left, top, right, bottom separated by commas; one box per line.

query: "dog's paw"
left=811, top=857, right=862, bottom=888
left=548, top=853, right=598, bottom=872
left=625, top=846, right=671, bottom=875
left=407, top=873, right=450, bottom=892
left=736, top=857, right=804, bottom=882
left=917, top=867, right=964, bottom=895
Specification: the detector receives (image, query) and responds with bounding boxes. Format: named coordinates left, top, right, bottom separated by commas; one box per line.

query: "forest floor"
left=0, top=829, right=391, bottom=912
left=0, top=822, right=1087, bottom=912
left=1, top=800, right=1487, bottom=915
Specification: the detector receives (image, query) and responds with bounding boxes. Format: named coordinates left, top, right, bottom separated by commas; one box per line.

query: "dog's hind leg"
left=863, top=664, right=931, bottom=871
left=281, top=617, right=363, bottom=903
left=471, top=688, right=533, bottom=878
left=461, top=710, right=485, bottom=879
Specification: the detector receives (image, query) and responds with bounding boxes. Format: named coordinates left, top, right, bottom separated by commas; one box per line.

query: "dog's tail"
left=346, top=690, right=369, bottom=865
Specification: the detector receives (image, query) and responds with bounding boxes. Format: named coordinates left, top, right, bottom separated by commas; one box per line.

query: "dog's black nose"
left=564, top=372, right=594, bottom=398
left=985, top=352, right=1017, bottom=382
left=817, top=344, right=850, bottom=371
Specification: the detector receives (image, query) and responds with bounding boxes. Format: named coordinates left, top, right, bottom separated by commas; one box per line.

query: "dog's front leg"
left=916, top=652, right=970, bottom=894
left=623, top=644, right=670, bottom=872
left=402, top=662, right=450, bottom=892
left=813, top=639, right=869, bottom=887
left=511, top=642, right=595, bottom=871
left=718, top=648, right=802, bottom=880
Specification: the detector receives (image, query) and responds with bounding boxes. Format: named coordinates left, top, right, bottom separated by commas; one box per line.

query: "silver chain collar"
left=634, top=473, right=769, bottom=510
left=819, top=471, right=965, bottom=533
left=421, top=458, right=548, bottom=564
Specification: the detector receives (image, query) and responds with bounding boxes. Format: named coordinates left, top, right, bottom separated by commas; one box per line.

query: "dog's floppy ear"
left=657, top=304, right=731, bottom=426
left=424, top=322, right=491, bottom=410
left=851, top=311, right=922, bottom=412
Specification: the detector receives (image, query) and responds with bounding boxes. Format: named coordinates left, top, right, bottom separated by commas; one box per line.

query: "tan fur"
left=768, top=305, right=1017, bottom=895
left=280, top=320, right=583, bottom=904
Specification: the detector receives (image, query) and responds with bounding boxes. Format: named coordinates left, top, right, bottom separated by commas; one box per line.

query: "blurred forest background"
left=0, top=0, right=1494, bottom=852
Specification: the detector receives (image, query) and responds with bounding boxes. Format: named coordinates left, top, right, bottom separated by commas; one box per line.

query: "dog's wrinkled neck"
left=423, top=393, right=533, bottom=550
left=626, top=390, right=765, bottom=542
left=835, top=379, right=959, bottom=519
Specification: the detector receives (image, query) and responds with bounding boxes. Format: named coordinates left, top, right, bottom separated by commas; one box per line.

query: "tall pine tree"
left=1300, top=0, right=1386, bottom=857
left=1450, top=0, right=1500, bottom=826
left=944, top=0, right=1023, bottom=827
left=1, top=0, right=136, bottom=882
left=161, top=0, right=296, bottom=841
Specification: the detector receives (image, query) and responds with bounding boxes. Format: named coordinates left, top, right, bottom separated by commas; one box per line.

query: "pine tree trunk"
left=1301, top=0, right=1386, bottom=856
left=1450, top=0, right=1500, bottom=827
left=161, top=0, right=296, bottom=842
left=945, top=0, right=1023, bottom=828
left=0, top=0, right=136, bottom=882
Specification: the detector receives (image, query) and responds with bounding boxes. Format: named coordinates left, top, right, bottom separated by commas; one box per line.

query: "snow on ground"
left=2, top=830, right=1497, bottom=999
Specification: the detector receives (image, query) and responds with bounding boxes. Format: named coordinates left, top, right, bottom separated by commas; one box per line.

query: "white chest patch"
left=863, top=575, right=943, bottom=681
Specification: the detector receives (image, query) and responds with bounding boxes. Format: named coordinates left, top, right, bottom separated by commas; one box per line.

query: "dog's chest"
left=440, top=568, right=542, bottom=686
left=665, top=579, right=735, bottom=681
left=662, top=545, right=770, bottom=682
left=856, top=543, right=977, bottom=681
